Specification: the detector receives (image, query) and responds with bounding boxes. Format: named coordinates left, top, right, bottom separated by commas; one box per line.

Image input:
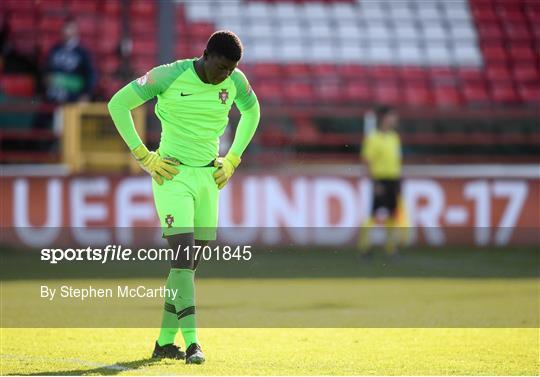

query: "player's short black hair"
left=375, top=105, right=396, bottom=125
left=206, top=30, right=243, bottom=62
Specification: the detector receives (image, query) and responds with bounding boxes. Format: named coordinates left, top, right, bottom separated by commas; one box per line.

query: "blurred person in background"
left=1, top=12, right=43, bottom=153
left=43, top=18, right=96, bottom=104
left=358, top=106, right=403, bottom=258
left=0, top=13, right=41, bottom=92
left=113, top=38, right=136, bottom=82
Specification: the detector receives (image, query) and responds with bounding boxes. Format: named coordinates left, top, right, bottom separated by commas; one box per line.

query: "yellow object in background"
left=362, top=130, right=402, bottom=179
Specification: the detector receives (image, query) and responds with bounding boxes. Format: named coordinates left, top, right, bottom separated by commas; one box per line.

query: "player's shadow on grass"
left=19, top=357, right=166, bottom=376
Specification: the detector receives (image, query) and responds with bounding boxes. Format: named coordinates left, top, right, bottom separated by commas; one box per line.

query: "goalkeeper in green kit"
left=108, top=31, right=260, bottom=364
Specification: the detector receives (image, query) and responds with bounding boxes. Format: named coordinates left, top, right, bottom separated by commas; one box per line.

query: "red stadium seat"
left=251, top=63, right=282, bottom=80
left=513, top=65, right=540, bottom=83
left=503, top=24, right=532, bottom=42
left=457, top=68, right=485, bottom=83
left=236, top=64, right=254, bottom=79
left=509, top=46, right=536, bottom=63
left=174, top=18, right=189, bottom=35
left=490, top=82, right=519, bottom=104
left=282, top=64, right=311, bottom=79
left=434, top=86, right=463, bottom=107
left=517, top=83, right=540, bottom=103
left=497, top=8, right=526, bottom=24
left=186, top=22, right=215, bottom=39
left=462, top=82, right=490, bottom=104
left=255, top=82, right=284, bottom=103
left=39, top=34, right=59, bottom=57
left=471, top=6, right=498, bottom=23
left=429, top=67, right=458, bottom=86
left=102, top=77, right=124, bottom=100
left=130, top=0, right=156, bottom=17
left=526, top=5, right=540, bottom=23
left=12, top=34, right=38, bottom=56
left=494, top=1, right=523, bottom=12
left=132, top=56, right=157, bottom=75
left=8, top=13, right=35, bottom=33
left=311, top=64, right=338, bottom=79
left=259, top=126, right=289, bottom=147
left=294, top=119, right=319, bottom=144
left=102, top=0, right=121, bottom=15
left=175, top=4, right=186, bottom=21
left=174, top=41, right=189, bottom=57
left=399, top=66, right=428, bottom=83
left=75, top=16, right=97, bottom=37
left=80, top=35, right=98, bottom=52
left=130, top=17, right=158, bottom=36
left=39, top=17, right=65, bottom=34
left=98, top=18, right=121, bottom=52
left=5, top=0, right=35, bottom=12
left=132, top=38, right=157, bottom=57
left=68, top=0, right=98, bottom=14
left=486, top=64, right=513, bottom=82
left=284, top=82, right=315, bottom=104
left=532, top=26, right=540, bottom=41
left=344, top=81, right=371, bottom=102
left=337, top=65, right=366, bottom=80
left=37, top=0, right=66, bottom=14
left=404, top=84, right=433, bottom=107
left=374, top=82, right=401, bottom=106
left=482, top=45, right=508, bottom=64
left=314, top=80, right=342, bottom=103
left=0, top=75, right=35, bottom=98
left=183, top=40, right=207, bottom=58
left=369, top=66, right=399, bottom=82
left=477, top=25, right=504, bottom=41
left=98, top=55, right=120, bottom=75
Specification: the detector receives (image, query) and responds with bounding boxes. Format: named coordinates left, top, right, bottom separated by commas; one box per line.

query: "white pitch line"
left=1, top=353, right=183, bottom=376
left=2, top=353, right=132, bottom=371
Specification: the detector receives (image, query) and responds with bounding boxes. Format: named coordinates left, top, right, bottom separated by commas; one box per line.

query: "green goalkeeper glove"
left=213, top=152, right=241, bottom=189
left=132, top=144, right=180, bottom=185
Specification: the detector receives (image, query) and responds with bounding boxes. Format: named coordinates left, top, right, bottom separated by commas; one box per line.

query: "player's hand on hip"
left=213, top=152, right=241, bottom=189
left=131, top=144, right=180, bottom=185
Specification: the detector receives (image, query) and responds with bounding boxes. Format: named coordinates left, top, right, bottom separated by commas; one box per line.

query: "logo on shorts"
left=165, top=214, right=174, bottom=228
left=219, top=89, right=229, bottom=104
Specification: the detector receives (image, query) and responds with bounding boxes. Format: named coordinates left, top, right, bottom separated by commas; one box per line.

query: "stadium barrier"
left=1, top=102, right=539, bottom=164
left=62, top=103, right=146, bottom=173
left=1, top=165, right=538, bottom=247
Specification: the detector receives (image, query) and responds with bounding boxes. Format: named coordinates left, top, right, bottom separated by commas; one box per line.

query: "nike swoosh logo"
left=180, top=92, right=192, bottom=96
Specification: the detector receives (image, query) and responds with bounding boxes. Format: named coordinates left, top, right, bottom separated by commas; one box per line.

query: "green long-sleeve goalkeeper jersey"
left=109, top=58, right=259, bottom=166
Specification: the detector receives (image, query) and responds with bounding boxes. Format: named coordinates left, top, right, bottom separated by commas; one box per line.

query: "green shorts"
left=152, top=165, right=219, bottom=240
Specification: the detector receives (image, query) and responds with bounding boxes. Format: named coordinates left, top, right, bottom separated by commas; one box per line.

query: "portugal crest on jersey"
left=219, top=89, right=229, bottom=104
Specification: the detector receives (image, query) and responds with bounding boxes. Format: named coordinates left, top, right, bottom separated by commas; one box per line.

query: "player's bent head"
left=375, top=105, right=399, bottom=130
left=203, top=30, right=243, bottom=84
left=206, top=30, right=243, bottom=61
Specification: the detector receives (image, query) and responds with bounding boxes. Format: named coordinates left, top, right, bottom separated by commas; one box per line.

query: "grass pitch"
left=1, top=328, right=538, bottom=375
left=1, top=247, right=538, bottom=375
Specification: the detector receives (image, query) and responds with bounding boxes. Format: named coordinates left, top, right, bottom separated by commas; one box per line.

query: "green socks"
left=169, top=268, right=198, bottom=348
left=157, top=272, right=179, bottom=346
left=157, top=268, right=199, bottom=347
